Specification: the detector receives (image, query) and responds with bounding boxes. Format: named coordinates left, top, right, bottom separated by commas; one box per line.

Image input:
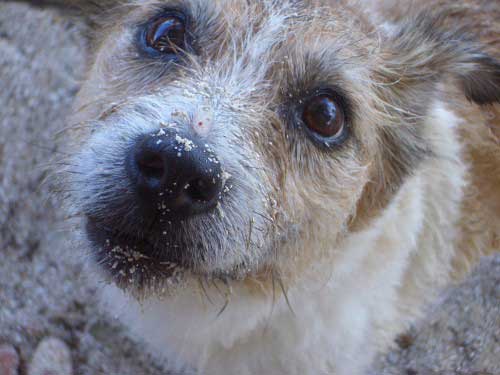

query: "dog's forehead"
left=122, top=0, right=372, bottom=47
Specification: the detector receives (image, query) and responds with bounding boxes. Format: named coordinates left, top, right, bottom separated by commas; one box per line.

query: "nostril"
left=185, top=177, right=220, bottom=202
left=137, top=151, right=165, bottom=179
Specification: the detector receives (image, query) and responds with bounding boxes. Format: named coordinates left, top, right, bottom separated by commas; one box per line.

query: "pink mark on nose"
left=192, top=116, right=212, bottom=137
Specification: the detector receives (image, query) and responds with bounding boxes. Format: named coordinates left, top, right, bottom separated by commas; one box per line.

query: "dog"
left=45, top=0, right=500, bottom=373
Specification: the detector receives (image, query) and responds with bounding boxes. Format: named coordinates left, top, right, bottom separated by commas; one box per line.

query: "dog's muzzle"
left=85, top=127, right=225, bottom=274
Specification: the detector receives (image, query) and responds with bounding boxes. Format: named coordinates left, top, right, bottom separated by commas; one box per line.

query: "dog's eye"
left=302, top=95, right=345, bottom=139
left=146, top=14, right=186, bottom=54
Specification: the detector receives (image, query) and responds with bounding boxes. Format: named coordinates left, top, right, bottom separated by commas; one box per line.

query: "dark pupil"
left=147, top=16, right=185, bottom=52
left=303, top=96, right=342, bottom=137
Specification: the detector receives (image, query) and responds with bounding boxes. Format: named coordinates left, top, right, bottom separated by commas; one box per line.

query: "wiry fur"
left=42, top=0, right=500, bottom=373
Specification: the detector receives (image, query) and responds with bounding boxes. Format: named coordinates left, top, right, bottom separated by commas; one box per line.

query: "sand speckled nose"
left=126, top=128, right=223, bottom=218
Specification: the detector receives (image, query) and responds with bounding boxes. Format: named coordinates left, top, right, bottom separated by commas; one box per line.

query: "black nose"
left=127, top=129, right=223, bottom=218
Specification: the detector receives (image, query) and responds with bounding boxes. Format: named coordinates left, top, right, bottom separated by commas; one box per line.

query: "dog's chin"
left=85, top=219, right=190, bottom=293
left=84, top=219, right=253, bottom=295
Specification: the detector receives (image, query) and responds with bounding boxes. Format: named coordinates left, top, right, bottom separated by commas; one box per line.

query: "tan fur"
left=414, top=0, right=500, bottom=277
left=453, top=98, right=500, bottom=277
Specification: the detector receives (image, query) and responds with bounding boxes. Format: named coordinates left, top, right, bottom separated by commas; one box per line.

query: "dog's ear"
left=350, top=10, right=499, bottom=231
left=458, top=54, right=500, bottom=105
left=378, top=10, right=500, bottom=106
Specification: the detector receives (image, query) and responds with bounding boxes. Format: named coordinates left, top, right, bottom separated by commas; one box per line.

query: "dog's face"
left=64, top=0, right=499, bottom=296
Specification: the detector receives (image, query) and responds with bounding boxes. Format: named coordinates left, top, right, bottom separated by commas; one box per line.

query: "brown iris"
left=146, top=15, right=186, bottom=54
left=302, top=95, right=345, bottom=138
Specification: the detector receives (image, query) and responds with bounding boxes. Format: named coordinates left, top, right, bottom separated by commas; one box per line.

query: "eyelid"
left=149, top=9, right=187, bottom=25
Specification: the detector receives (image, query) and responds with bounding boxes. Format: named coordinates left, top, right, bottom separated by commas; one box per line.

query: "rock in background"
left=0, top=2, right=498, bottom=374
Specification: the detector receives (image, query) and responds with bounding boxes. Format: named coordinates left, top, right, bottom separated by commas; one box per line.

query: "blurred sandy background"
left=0, top=2, right=498, bottom=374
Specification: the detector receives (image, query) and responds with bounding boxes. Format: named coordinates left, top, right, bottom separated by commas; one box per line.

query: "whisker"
left=198, top=277, right=215, bottom=305
left=275, top=269, right=295, bottom=316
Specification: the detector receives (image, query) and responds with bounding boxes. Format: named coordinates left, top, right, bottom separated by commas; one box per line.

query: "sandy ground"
left=0, top=3, right=498, bottom=374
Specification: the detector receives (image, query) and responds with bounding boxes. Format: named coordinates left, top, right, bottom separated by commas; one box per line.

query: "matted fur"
left=37, top=0, right=500, bottom=373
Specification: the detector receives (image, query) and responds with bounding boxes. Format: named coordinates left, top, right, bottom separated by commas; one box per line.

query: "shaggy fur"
left=27, top=0, right=500, bottom=373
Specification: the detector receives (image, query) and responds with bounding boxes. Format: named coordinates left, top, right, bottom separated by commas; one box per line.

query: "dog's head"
left=63, top=0, right=499, bottom=297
